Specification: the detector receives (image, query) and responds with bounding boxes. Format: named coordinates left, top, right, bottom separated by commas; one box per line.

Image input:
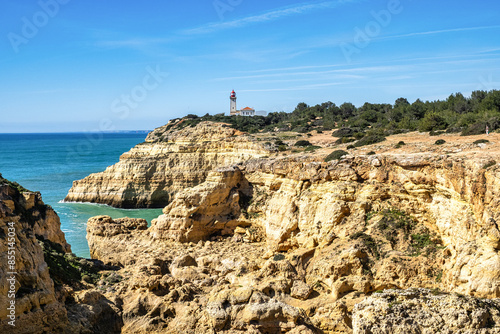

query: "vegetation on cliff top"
left=39, top=237, right=102, bottom=286
left=0, top=173, right=30, bottom=193
left=169, top=90, right=500, bottom=138
left=353, top=209, right=444, bottom=262
left=324, top=150, right=348, bottom=162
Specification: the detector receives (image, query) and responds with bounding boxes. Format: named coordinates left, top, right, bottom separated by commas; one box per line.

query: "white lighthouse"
left=230, top=90, right=237, bottom=116
left=229, top=90, right=256, bottom=116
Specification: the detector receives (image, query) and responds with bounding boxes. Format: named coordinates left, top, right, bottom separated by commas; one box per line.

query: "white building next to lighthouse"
left=229, top=90, right=255, bottom=116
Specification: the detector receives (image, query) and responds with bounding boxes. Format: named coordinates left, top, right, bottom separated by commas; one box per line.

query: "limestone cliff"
left=0, top=175, right=122, bottom=334
left=64, top=121, right=270, bottom=208
left=353, top=288, right=500, bottom=333
left=150, top=152, right=500, bottom=299
left=19, top=120, right=497, bottom=333
left=0, top=175, right=70, bottom=333
left=84, top=130, right=500, bottom=332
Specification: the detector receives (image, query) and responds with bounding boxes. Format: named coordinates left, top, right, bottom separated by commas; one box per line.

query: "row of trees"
left=178, top=90, right=500, bottom=135
left=284, top=90, right=500, bottom=135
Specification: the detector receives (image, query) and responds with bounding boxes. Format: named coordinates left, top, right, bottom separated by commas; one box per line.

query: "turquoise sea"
left=0, top=133, right=164, bottom=258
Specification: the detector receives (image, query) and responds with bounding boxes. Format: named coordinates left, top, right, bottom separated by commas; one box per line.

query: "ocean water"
left=0, top=133, right=164, bottom=258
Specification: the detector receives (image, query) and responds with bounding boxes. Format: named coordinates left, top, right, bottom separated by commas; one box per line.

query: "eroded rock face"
left=64, top=121, right=269, bottom=208
left=0, top=176, right=70, bottom=333
left=80, top=122, right=500, bottom=332
left=86, top=215, right=319, bottom=333
left=148, top=152, right=500, bottom=298
left=86, top=215, right=148, bottom=263
left=353, top=288, right=500, bottom=333
left=42, top=121, right=500, bottom=332
left=0, top=175, right=123, bottom=334
left=150, top=167, right=245, bottom=242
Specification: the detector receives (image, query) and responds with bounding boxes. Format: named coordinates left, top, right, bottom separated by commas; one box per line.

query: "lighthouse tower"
left=230, top=90, right=238, bottom=116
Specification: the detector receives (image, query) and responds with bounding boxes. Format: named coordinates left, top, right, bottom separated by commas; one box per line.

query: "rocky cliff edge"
left=84, top=129, right=500, bottom=333
left=64, top=121, right=270, bottom=208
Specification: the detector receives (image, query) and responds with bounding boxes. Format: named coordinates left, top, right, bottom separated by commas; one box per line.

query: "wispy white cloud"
left=94, top=37, right=174, bottom=49
left=239, top=82, right=345, bottom=92
left=227, top=49, right=500, bottom=80
left=182, top=0, right=356, bottom=35
left=376, top=25, right=500, bottom=42
left=245, top=74, right=365, bottom=85
left=212, top=64, right=406, bottom=81
left=5, top=88, right=87, bottom=95
left=90, top=1, right=356, bottom=51
left=235, top=64, right=345, bottom=74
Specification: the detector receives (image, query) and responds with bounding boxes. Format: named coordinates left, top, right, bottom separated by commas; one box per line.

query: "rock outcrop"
left=87, top=215, right=314, bottom=333
left=148, top=151, right=500, bottom=299
left=83, top=130, right=500, bottom=332
left=14, top=121, right=500, bottom=333
left=0, top=174, right=122, bottom=334
left=64, top=121, right=269, bottom=208
left=0, top=175, right=71, bottom=333
left=353, top=288, right=500, bottom=333
left=150, top=167, right=245, bottom=242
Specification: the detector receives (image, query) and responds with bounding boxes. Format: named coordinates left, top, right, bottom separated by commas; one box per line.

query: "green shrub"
left=461, top=123, right=487, bottom=136
left=278, top=145, right=287, bottom=151
left=395, top=141, right=405, bottom=148
left=376, top=209, right=416, bottom=246
left=418, top=112, right=447, bottom=132
left=332, top=127, right=355, bottom=138
left=473, top=139, right=489, bottom=144
left=295, top=126, right=310, bottom=133
left=483, top=161, right=496, bottom=169
left=461, top=118, right=499, bottom=136
left=410, top=233, right=433, bottom=250
left=39, top=239, right=100, bottom=285
left=325, top=150, right=348, bottom=162
left=407, top=230, right=443, bottom=257
left=446, top=126, right=463, bottom=133
left=273, top=253, right=285, bottom=261
left=0, top=174, right=30, bottom=193
left=435, top=139, right=446, bottom=145
left=367, top=151, right=376, bottom=155
left=295, top=139, right=312, bottom=147
left=354, top=132, right=365, bottom=140
left=304, top=145, right=321, bottom=152
left=435, top=271, right=443, bottom=283
left=352, top=119, right=370, bottom=128
left=335, top=137, right=355, bottom=144
left=347, top=144, right=355, bottom=149
left=354, top=135, right=386, bottom=147
left=350, top=232, right=380, bottom=259
left=457, top=112, right=480, bottom=127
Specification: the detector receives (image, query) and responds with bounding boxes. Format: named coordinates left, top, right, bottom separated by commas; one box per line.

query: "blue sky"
left=0, top=0, right=499, bottom=132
